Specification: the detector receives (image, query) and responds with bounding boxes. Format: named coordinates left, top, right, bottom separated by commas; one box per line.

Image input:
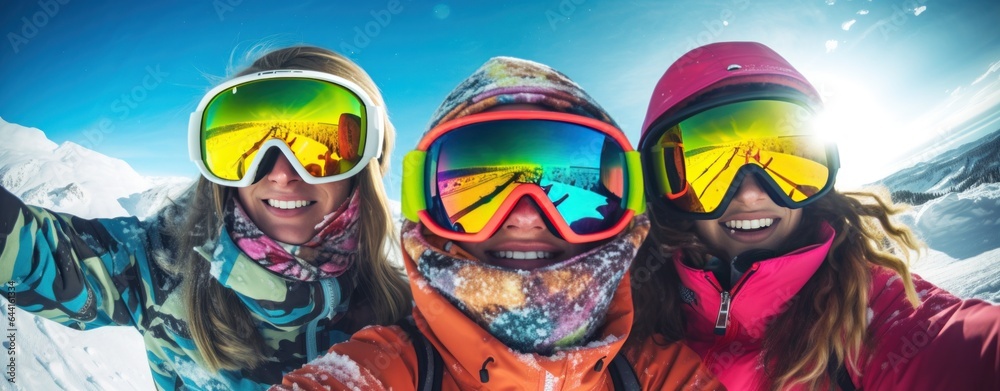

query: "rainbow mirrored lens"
left=200, top=78, right=368, bottom=181
left=651, top=100, right=832, bottom=214
left=425, top=119, right=628, bottom=236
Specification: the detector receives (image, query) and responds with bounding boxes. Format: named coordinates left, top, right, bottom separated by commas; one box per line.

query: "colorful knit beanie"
left=426, top=56, right=618, bottom=129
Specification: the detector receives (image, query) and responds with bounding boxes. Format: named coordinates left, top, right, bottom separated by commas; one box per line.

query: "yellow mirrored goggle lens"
left=654, top=100, right=831, bottom=214
left=200, top=78, right=368, bottom=181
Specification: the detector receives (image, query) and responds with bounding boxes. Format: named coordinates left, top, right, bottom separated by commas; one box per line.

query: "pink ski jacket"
left=675, top=223, right=1000, bottom=390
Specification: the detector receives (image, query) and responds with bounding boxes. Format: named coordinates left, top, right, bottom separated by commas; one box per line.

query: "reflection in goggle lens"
left=426, top=120, right=628, bottom=236
left=200, top=78, right=369, bottom=181
left=652, top=100, right=831, bottom=214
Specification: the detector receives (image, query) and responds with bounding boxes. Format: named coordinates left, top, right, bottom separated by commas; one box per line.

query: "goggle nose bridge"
left=250, top=144, right=287, bottom=184
left=483, top=183, right=570, bottom=227
left=238, top=138, right=320, bottom=185
left=722, top=164, right=801, bottom=210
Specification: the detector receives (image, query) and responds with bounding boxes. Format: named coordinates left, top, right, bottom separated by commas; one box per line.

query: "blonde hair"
left=629, top=188, right=922, bottom=390
left=167, top=46, right=411, bottom=372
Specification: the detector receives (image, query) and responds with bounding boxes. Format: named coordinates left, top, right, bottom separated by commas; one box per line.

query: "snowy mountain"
left=0, top=118, right=193, bottom=219
left=117, top=176, right=196, bottom=220
left=0, top=118, right=997, bottom=390
left=879, top=128, right=1000, bottom=197
left=872, top=128, right=1000, bottom=259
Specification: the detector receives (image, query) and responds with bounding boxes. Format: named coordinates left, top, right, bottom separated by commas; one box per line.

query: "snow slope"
left=897, top=183, right=1000, bottom=301
left=897, top=183, right=1000, bottom=259
left=0, top=118, right=997, bottom=390
left=911, top=248, right=1000, bottom=303
left=0, top=313, right=154, bottom=390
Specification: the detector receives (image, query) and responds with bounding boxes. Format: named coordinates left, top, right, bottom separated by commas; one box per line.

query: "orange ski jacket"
left=274, top=242, right=723, bottom=390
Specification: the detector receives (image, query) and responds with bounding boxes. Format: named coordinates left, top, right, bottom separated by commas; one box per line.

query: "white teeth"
left=492, top=251, right=552, bottom=260
left=724, top=218, right=774, bottom=230
left=267, top=199, right=311, bottom=209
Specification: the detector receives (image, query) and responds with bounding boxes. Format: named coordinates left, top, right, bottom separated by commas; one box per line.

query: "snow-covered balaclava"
left=410, top=57, right=648, bottom=354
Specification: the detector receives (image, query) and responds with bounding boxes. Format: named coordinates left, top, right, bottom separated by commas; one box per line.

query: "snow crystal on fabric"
left=543, top=372, right=558, bottom=391
left=171, top=355, right=228, bottom=390
left=307, top=351, right=378, bottom=390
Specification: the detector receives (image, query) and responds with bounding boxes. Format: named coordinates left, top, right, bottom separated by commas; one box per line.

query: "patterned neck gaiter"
left=225, top=189, right=362, bottom=281
left=406, top=215, right=649, bottom=355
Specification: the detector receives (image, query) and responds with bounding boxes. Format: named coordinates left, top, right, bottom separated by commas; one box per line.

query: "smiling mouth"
left=489, top=250, right=556, bottom=260
left=723, top=218, right=775, bottom=232
left=265, top=199, right=316, bottom=210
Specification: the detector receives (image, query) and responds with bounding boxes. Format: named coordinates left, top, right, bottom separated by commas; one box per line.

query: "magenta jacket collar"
left=674, top=222, right=835, bottom=350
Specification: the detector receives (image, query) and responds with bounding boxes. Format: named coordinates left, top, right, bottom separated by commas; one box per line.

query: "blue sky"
left=1, top=0, right=998, bottom=195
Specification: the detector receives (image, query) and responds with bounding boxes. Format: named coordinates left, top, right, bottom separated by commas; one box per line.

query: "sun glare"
left=809, top=73, right=904, bottom=189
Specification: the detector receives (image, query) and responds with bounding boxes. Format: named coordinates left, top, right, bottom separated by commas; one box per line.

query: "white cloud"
left=972, top=60, right=1000, bottom=86
left=825, top=40, right=839, bottom=53
left=857, top=9, right=869, bottom=15
left=914, top=6, right=927, bottom=16
left=948, top=86, right=963, bottom=100
left=842, top=19, right=857, bottom=31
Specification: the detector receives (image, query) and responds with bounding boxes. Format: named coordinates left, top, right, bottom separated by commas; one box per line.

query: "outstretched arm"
left=0, top=185, right=155, bottom=329
left=860, top=268, right=1000, bottom=390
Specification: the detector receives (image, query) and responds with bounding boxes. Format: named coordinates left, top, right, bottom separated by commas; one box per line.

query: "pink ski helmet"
left=639, top=41, right=822, bottom=148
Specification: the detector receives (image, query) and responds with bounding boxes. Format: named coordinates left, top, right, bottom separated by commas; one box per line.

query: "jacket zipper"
left=702, top=263, right=760, bottom=367
left=306, top=277, right=341, bottom=360
left=713, top=291, right=732, bottom=335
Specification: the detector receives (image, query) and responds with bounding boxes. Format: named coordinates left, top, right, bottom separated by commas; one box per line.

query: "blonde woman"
left=629, top=41, right=1000, bottom=390
left=0, top=46, right=411, bottom=390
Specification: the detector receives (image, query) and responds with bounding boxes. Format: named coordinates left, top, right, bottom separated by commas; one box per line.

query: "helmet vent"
left=727, top=64, right=742, bottom=71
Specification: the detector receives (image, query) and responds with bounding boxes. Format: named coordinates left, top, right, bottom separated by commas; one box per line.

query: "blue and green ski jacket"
left=0, top=186, right=357, bottom=390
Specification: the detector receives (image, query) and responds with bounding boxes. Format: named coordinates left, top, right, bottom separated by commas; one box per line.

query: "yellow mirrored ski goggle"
left=188, top=70, right=384, bottom=187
